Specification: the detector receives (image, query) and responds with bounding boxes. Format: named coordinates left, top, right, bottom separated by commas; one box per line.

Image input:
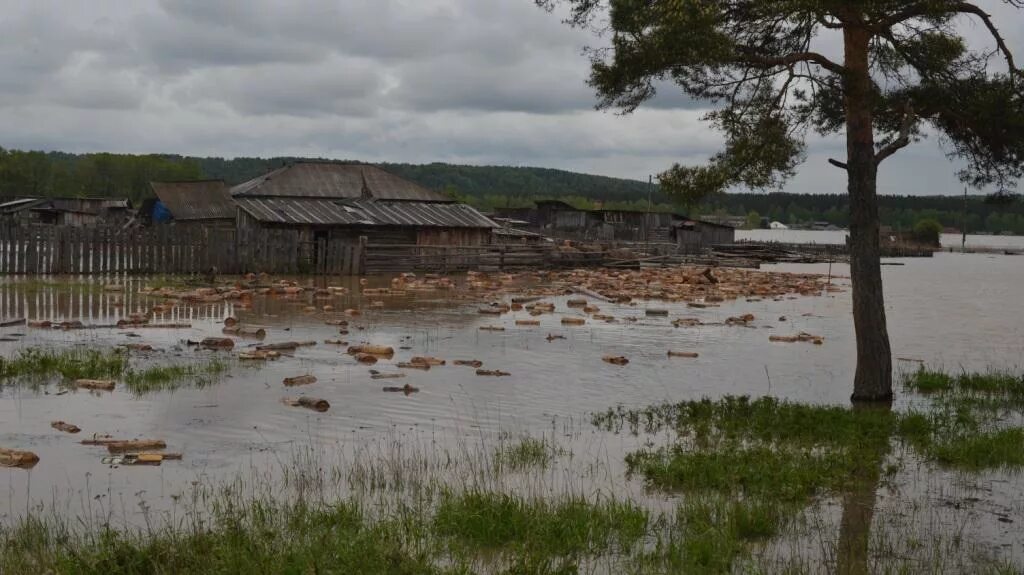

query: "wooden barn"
left=672, top=219, right=736, bottom=253
left=149, top=180, right=236, bottom=230
left=0, top=197, right=132, bottom=227
left=494, top=201, right=678, bottom=242
left=231, top=162, right=497, bottom=246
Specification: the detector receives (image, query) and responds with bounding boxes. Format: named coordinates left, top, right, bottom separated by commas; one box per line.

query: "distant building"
left=0, top=197, right=133, bottom=227
left=231, top=162, right=496, bottom=246
left=493, top=201, right=734, bottom=250
left=672, top=219, right=737, bottom=253
left=149, top=180, right=236, bottom=230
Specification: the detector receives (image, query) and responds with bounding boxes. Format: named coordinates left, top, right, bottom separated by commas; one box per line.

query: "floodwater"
left=738, top=228, right=1024, bottom=250
left=2, top=252, right=1023, bottom=567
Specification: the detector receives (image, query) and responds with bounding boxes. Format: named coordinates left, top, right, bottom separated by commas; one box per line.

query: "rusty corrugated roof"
left=235, top=197, right=497, bottom=229
left=230, top=162, right=449, bottom=202
left=150, top=180, right=236, bottom=220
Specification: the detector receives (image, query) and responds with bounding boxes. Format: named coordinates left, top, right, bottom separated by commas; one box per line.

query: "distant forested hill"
left=1, top=147, right=1022, bottom=233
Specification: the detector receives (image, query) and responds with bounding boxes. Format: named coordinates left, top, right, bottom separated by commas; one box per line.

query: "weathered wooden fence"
left=0, top=225, right=365, bottom=275
left=0, top=225, right=240, bottom=275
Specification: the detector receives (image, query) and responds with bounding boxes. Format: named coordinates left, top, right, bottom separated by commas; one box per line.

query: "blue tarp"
left=152, top=200, right=173, bottom=223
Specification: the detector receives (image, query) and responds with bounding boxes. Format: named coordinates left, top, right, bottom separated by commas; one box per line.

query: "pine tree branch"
left=875, top=105, right=916, bottom=165
left=739, top=52, right=846, bottom=75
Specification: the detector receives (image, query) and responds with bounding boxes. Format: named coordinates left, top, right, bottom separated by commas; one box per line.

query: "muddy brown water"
left=1, top=251, right=1023, bottom=566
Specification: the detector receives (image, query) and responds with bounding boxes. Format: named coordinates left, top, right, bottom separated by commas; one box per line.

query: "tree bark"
left=842, top=19, right=894, bottom=402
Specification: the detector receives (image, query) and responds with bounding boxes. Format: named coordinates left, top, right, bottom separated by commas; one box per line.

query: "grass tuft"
left=123, top=360, right=229, bottom=394
left=433, top=491, right=647, bottom=557
left=0, top=348, right=127, bottom=386
left=494, top=436, right=564, bottom=470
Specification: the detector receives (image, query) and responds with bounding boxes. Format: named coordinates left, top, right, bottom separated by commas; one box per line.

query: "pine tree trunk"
left=843, top=21, right=893, bottom=403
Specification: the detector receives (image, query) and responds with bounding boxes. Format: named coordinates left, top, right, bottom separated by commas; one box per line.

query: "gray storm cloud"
left=0, top=0, right=1020, bottom=194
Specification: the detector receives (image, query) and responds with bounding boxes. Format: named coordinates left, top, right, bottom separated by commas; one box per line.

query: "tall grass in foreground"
left=2, top=369, right=1023, bottom=574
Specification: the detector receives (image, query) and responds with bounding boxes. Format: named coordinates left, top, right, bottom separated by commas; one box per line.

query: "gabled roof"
left=230, top=162, right=449, bottom=202
left=150, top=180, right=236, bottom=220
left=235, top=197, right=497, bottom=229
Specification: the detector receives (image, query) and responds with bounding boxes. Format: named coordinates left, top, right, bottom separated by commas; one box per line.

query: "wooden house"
left=231, top=162, right=496, bottom=246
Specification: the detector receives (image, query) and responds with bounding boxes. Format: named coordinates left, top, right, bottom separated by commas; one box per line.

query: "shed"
left=149, top=180, right=236, bottom=229
left=673, top=219, right=736, bottom=253
left=0, top=197, right=133, bottom=227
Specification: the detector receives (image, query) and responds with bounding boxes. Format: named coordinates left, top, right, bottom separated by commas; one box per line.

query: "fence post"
left=357, top=236, right=367, bottom=276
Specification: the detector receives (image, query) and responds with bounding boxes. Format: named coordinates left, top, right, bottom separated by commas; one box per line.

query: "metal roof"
left=150, top=180, right=236, bottom=220
left=235, top=197, right=497, bottom=229
left=230, top=162, right=449, bottom=202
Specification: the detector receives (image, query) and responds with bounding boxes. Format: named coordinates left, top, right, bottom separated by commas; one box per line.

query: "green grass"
left=898, top=369, right=1024, bottom=470
left=0, top=348, right=127, bottom=386
left=123, top=360, right=230, bottom=394
left=0, top=347, right=229, bottom=395
left=625, top=445, right=854, bottom=502
left=433, top=491, right=647, bottom=557
left=0, top=501, right=456, bottom=575
left=493, top=436, right=564, bottom=470
left=593, top=395, right=896, bottom=449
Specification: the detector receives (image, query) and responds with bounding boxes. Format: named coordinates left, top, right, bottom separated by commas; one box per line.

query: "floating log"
left=223, top=316, right=238, bottom=327
left=453, top=360, right=483, bottom=368
left=0, top=447, right=39, bottom=469
left=221, top=325, right=267, bottom=339
left=256, top=341, right=316, bottom=351
left=410, top=356, right=445, bottom=366
left=74, top=379, right=115, bottom=392
left=572, top=286, right=614, bottom=303
left=0, top=318, right=27, bottom=327
left=382, top=384, right=420, bottom=394
left=200, top=337, right=235, bottom=350
left=283, top=375, right=318, bottom=387
left=106, top=440, right=167, bottom=453
left=645, top=309, right=669, bottom=317
left=347, top=344, right=394, bottom=357
left=51, top=421, right=81, bottom=434
left=515, top=319, right=540, bottom=326
left=566, top=298, right=587, bottom=308
left=282, top=397, right=330, bottom=412
left=354, top=353, right=378, bottom=365
left=397, top=362, right=430, bottom=370
left=561, top=317, right=586, bottom=325
left=476, top=369, right=511, bottom=377
left=479, top=326, right=505, bottom=332
left=769, top=333, right=824, bottom=345
left=238, top=350, right=280, bottom=360
left=370, top=372, right=406, bottom=380
left=602, top=355, right=629, bottom=366
left=27, top=320, right=52, bottom=328
left=667, top=351, right=700, bottom=358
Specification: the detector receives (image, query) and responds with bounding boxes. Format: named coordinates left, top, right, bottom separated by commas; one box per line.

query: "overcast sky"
left=0, top=0, right=1021, bottom=194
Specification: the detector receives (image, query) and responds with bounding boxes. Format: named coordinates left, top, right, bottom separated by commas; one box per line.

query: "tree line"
left=1, top=147, right=1020, bottom=233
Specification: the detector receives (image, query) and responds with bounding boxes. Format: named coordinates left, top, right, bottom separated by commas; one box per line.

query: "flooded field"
left=2, top=251, right=1023, bottom=573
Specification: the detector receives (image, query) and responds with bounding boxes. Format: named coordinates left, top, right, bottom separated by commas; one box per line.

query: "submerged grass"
left=122, top=360, right=230, bottom=394
left=493, top=436, right=564, bottom=470
left=898, top=368, right=1024, bottom=470
left=0, top=347, right=229, bottom=395
left=0, top=348, right=127, bottom=386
